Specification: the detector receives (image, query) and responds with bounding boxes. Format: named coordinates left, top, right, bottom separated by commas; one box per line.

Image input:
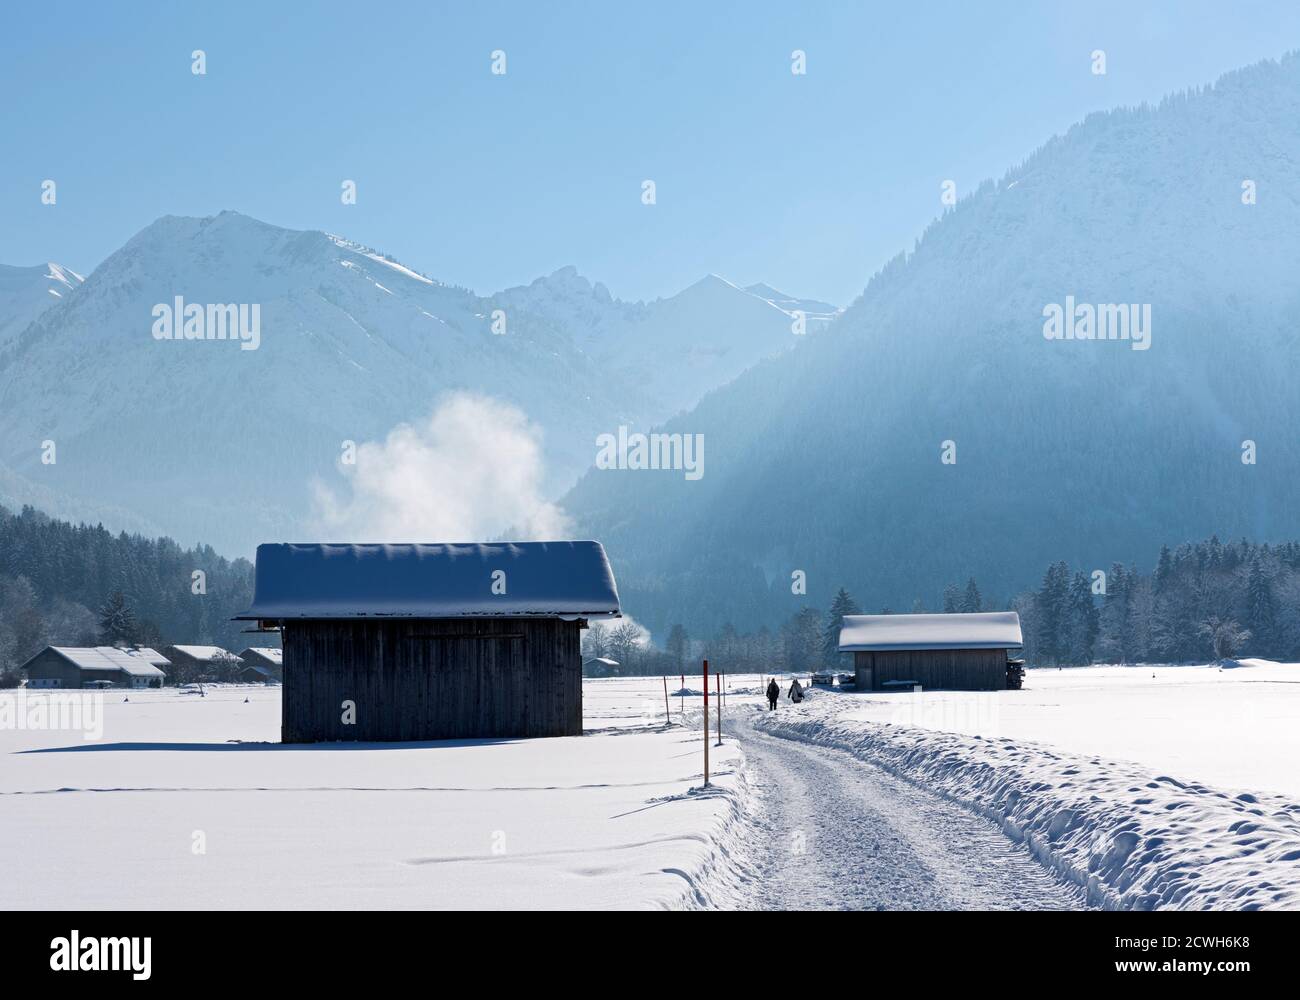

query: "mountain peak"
left=0, top=260, right=85, bottom=347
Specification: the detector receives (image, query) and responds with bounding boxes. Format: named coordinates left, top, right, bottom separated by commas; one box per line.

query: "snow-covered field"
left=756, top=663, right=1300, bottom=910
left=0, top=680, right=742, bottom=910
left=6, top=665, right=1297, bottom=911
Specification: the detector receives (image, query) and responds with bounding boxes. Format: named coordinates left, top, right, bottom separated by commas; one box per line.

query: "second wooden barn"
left=235, top=541, right=621, bottom=743
left=839, top=611, right=1023, bottom=691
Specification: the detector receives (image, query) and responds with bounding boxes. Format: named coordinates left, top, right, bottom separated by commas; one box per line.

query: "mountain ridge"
left=561, top=51, right=1300, bottom=640
left=0, top=210, right=834, bottom=555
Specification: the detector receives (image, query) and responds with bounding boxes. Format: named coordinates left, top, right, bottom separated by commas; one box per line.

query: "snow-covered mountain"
left=0, top=262, right=82, bottom=349
left=0, top=212, right=831, bottom=554
left=563, top=54, right=1300, bottom=639
left=492, top=268, right=838, bottom=418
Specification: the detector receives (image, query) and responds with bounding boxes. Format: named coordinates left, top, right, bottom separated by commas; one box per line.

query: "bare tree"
left=1197, top=616, right=1251, bottom=662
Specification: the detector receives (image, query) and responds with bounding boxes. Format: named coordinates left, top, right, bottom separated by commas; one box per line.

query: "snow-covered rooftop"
left=838, top=612, right=1023, bottom=652
left=169, top=645, right=236, bottom=662
left=45, top=647, right=169, bottom=677
left=238, top=647, right=282, bottom=666
left=236, top=542, right=621, bottom=621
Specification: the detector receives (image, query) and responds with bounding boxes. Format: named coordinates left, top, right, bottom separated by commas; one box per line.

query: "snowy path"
left=720, top=708, right=1089, bottom=910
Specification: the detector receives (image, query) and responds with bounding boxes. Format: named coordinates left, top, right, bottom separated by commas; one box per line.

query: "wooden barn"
left=839, top=612, right=1023, bottom=691
left=235, top=541, right=621, bottom=743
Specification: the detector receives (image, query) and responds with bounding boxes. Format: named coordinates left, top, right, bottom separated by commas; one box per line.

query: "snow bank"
left=758, top=707, right=1300, bottom=910
left=838, top=662, right=1300, bottom=798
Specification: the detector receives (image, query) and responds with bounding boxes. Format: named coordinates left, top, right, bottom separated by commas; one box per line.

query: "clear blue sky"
left=2, top=1, right=1298, bottom=305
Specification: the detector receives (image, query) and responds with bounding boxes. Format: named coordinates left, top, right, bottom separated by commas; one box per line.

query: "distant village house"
left=21, top=646, right=169, bottom=689
left=582, top=656, right=620, bottom=677
left=163, top=645, right=243, bottom=683
left=236, top=647, right=282, bottom=684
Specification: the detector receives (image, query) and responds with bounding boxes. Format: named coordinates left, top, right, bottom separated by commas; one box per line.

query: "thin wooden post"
left=680, top=673, right=684, bottom=718
left=662, top=675, right=670, bottom=726
left=702, top=659, right=709, bottom=786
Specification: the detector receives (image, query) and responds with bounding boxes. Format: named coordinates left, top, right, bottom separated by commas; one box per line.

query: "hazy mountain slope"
left=0, top=262, right=82, bottom=349
left=0, top=212, right=830, bottom=555
left=563, top=54, right=1300, bottom=640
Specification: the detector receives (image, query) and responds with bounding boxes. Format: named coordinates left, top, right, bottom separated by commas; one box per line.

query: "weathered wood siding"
left=22, top=650, right=83, bottom=687
left=854, top=648, right=1007, bottom=691
left=281, top=617, right=583, bottom=742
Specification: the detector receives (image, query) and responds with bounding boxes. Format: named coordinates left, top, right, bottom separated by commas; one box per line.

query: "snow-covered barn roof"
left=169, top=645, right=238, bottom=662
left=838, top=612, right=1023, bottom=652
left=238, top=647, right=282, bottom=666
left=235, top=542, right=622, bottom=621
left=40, top=646, right=169, bottom=677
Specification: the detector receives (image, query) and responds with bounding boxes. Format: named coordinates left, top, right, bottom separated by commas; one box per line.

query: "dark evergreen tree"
left=97, top=590, right=139, bottom=646
left=1065, top=571, right=1100, bottom=664
left=821, top=588, right=862, bottom=667
left=960, top=577, right=982, bottom=613
left=1244, top=558, right=1277, bottom=655
left=1033, top=562, right=1071, bottom=665
left=1097, top=563, right=1131, bottom=662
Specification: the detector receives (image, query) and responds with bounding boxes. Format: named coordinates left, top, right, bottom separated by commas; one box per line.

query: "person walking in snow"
left=788, top=678, right=804, bottom=703
left=766, top=678, right=779, bottom=711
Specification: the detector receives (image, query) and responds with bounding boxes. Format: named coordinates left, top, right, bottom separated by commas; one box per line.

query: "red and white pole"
left=702, top=659, right=710, bottom=786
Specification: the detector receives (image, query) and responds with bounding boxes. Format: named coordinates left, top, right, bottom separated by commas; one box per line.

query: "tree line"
left=2, top=503, right=1292, bottom=686
left=0, top=505, right=255, bottom=686
left=587, top=535, right=1300, bottom=675
left=1014, top=535, right=1300, bottom=666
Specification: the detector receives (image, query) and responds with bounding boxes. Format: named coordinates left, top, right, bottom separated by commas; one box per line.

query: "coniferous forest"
left=0, top=505, right=255, bottom=685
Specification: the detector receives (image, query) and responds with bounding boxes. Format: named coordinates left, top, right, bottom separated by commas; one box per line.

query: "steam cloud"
left=311, top=393, right=572, bottom=542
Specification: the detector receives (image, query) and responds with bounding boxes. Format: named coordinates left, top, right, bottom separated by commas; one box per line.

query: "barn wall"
left=23, top=651, right=82, bottom=687
left=281, top=617, right=583, bottom=743
left=854, top=648, right=1007, bottom=691
left=250, top=656, right=283, bottom=682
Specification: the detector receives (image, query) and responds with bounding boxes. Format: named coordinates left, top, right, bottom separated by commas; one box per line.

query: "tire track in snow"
left=720, top=711, right=1090, bottom=910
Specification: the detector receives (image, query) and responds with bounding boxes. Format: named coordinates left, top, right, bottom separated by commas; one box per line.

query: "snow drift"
left=758, top=709, right=1300, bottom=910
